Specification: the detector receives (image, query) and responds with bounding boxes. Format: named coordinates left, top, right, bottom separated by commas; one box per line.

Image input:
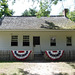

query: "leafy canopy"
left=0, top=0, right=14, bottom=18
left=67, top=10, right=75, bottom=22
left=0, top=0, right=63, bottom=17
left=9, top=0, right=62, bottom=17
left=22, top=8, right=37, bottom=16
left=21, top=0, right=62, bottom=17
left=36, top=1, right=50, bottom=17
left=59, top=9, right=75, bottom=22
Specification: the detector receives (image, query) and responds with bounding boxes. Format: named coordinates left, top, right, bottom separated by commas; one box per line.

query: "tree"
left=29, top=8, right=37, bottom=16
left=22, top=8, right=37, bottom=16
left=67, top=10, right=75, bottom=22
left=9, top=0, right=62, bottom=17
left=33, top=0, right=63, bottom=17
left=0, top=0, right=14, bottom=18
left=11, top=0, right=62, bottom=5
left=36, top=1, right=50, bottom=17
left=0, top=0, right=63, bottom=17
left=22, top=10, right=30, bottom=16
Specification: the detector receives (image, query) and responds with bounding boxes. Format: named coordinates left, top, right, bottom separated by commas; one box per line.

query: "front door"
left=33, top=36, right=41, bottom=54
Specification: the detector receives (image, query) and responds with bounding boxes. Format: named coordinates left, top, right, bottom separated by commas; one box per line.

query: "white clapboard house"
left=0, top=9, right=75, bottom=61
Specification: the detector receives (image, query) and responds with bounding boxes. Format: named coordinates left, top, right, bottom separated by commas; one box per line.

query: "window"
left=11, top=35, right=18, bottom=46
left=50, top=37, right=56, bottom=46
left=23, top=36, right=29, bottom=46
left=66, top=37, right=72, bottom=46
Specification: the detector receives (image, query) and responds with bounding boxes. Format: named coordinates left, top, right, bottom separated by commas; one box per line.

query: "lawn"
left=0, top=62, right=75, bottom=75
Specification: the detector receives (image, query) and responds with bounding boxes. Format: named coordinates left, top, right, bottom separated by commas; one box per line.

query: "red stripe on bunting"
left=18, top=51, right=24, bottom=53
left=52, top=51, right=57, bottom=53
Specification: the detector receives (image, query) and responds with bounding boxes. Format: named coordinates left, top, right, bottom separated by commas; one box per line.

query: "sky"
left=8, top=0, right=75, bottom=16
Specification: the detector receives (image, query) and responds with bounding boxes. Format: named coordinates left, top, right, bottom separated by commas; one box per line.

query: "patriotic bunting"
left=11, top=50, right=32, bottom=60
left=45, top=50, right=64, bottom=60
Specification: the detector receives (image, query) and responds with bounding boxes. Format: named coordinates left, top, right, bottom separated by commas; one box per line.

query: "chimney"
left=63, top=9, right=68, bottom=17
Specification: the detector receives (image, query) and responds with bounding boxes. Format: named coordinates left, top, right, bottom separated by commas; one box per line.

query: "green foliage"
left=59, top=9, right=75, bottom=22
left=0, top=0, right=14, bottom=18
left=35, top=0, right=63, bottom=17
left=53, top=0, right=58, bottom=5
left=22, top=8, right=37, bottom=16
left=29, top=8, right=37, bottom=16
left=10, top=0, right=62, bottom=4
left=36, top=1, right=50, bottom=17
left=67, top=10, right=75, bottom=22
left=9, top=0, right=62, bottom=17
left=22, top=10, right=30, bottom=16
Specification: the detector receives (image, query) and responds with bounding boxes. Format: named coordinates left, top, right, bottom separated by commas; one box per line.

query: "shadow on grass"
left=18, top=68, right=39, bottom=75
left=0, top=68, right=39, bottom=75
left=67, top=62, right=75, bottom=69
left=53, top=72, right=69, bottom=75
left=0, top=73, right=7, bottom=75
left=1, top=72, right=75, bottom=75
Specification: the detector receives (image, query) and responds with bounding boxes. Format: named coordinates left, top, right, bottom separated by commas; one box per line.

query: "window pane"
left=23, top=36, right=29, bottom=39
left=23, top=40, right=29, bottom=42
left=23, top=42, right=29, bottom=46
left=12, top=36, right=18, bottom=39
left=50, top=43, right=56, bottom=46
left=11, top=42, right=18, bottom=46
left=11, top=40, right=17, bottom=42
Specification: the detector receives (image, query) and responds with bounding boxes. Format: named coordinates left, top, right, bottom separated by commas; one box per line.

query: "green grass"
left=0, top=62, right=75, bottom=75
left=67, top=62, right=75, bottom=69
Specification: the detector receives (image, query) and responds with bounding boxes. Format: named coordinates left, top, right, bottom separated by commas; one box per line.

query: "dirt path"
left=0, top=62, right=75, bottom=75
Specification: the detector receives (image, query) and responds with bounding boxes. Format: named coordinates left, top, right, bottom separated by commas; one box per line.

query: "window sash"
left=50, top=37, right=56, bottom=46
left=23, top=35, right=29, bottom=46
left=23, top=36, right=29, bottom=39
left=12, top=36, right=18, bottom=39
left=23, top=42, right=29, bottom=46
left=11, top=35, right=18, bottom=46
left=66, top=37, right=72, bottom=46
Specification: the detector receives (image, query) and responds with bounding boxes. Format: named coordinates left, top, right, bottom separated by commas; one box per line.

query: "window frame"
left=50, top=37, right=56, bottom=46
left=23, top=35, right=30, bottom=46
left=66, top=36, right=72, bottom=46
left=11, top=35, right=18, bottom=46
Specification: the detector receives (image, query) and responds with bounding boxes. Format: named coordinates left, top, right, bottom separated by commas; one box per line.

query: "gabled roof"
left=0, top=16, right=75, bottom=30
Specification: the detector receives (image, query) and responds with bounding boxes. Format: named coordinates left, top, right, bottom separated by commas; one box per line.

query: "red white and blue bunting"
left=11, top=50, right=32, bottom=60
left=45, top=50, right=64, bottom=60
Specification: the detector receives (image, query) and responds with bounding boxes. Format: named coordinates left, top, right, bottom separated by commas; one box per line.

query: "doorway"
left=33, top=36, right=41, bottom=54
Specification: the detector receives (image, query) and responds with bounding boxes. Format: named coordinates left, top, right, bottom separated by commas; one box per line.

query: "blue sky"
left=8, top=0, right=75, bottom=16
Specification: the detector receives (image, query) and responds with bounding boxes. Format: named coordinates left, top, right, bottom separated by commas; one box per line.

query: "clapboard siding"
left=0, top=31, right=75, bottom=51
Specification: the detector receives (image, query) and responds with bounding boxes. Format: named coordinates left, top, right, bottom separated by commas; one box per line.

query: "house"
left=0, top=9, right=75, bottom=61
